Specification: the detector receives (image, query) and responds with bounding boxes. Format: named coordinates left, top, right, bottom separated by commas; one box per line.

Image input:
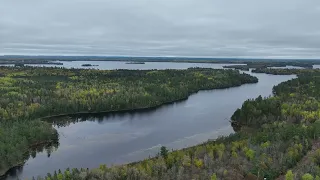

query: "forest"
left=251, top=68, right=313, bottom=75
left=32, top=69, right=320, bottom=180
left=0, top=66, right=258, bottom=177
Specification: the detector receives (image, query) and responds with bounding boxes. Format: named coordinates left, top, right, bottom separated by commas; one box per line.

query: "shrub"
left=302, top=173, right=314, bottom=180
left=285, top=170, right=294, bottom=180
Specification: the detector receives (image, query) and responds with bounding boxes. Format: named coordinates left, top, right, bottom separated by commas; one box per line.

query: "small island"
left=81, top=64, right=99, bottom=67
left=125, top=62, right=145, bottom=64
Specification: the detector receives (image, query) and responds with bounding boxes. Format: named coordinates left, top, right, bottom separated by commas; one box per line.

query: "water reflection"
left=4, top=66, right=296, bottom=180
left=47, top=101, right=185, bottom=128
left=3, top=141, right=59, bottom=180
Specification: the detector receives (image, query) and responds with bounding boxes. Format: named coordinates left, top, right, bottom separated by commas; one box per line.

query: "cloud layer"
left=1, top=0, right=320, bottom=58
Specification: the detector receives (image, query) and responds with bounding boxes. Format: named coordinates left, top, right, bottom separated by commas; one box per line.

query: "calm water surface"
left=27, top=61, right=246, bottom=70
left=3, top=61, right=320, bottom=69
left=314, top=65, right=320, bottom=69
left=5, top=63, right=296, bottom=180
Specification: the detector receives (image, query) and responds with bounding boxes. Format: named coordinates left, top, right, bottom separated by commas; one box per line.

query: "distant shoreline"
left=1, top=57, right=319, bottom=69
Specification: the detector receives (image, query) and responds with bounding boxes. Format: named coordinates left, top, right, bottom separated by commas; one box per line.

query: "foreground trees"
left=0, top=67, right=258, bottom=177
left=34, top=69, right=320, bottom=180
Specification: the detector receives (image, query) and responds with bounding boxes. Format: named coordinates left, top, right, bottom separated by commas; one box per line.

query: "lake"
left=4, top=62, right=296, bottom=180
left=3, top=61, right=320, bottom=69
left=314, top=65, right=320, bottom=69
left=24, top=61, right=247, bottom=70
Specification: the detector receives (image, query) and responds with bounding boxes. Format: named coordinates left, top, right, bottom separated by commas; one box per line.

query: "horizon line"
left=1, top=54, right=320, bottom=60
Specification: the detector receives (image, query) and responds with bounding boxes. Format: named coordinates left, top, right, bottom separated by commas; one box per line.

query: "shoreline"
left=0, top=162, right=24, bottom=179
left=0, top=79, right=258, bottom=179
left=0, top=139, right=58, bottom=178
left=41, top=81, right=258, bottom=120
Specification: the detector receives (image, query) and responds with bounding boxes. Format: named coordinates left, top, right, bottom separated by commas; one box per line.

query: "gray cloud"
left=1, top=0, right=320, bottom=58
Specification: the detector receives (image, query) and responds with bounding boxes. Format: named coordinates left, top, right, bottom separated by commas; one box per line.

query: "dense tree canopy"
left=35, top=69, right=320, bottom=180
left=231, top=70, right=320, bottom=129
left=0, top=66, right=258, bottom=177
left=5, top=66, right=320, bottom=180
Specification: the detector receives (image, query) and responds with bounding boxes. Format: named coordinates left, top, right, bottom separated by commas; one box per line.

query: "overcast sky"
left=1, top=0, right=320, bottom=58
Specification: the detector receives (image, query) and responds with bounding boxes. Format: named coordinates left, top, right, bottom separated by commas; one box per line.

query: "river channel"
left=5, top=62, right=296, bottom=179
